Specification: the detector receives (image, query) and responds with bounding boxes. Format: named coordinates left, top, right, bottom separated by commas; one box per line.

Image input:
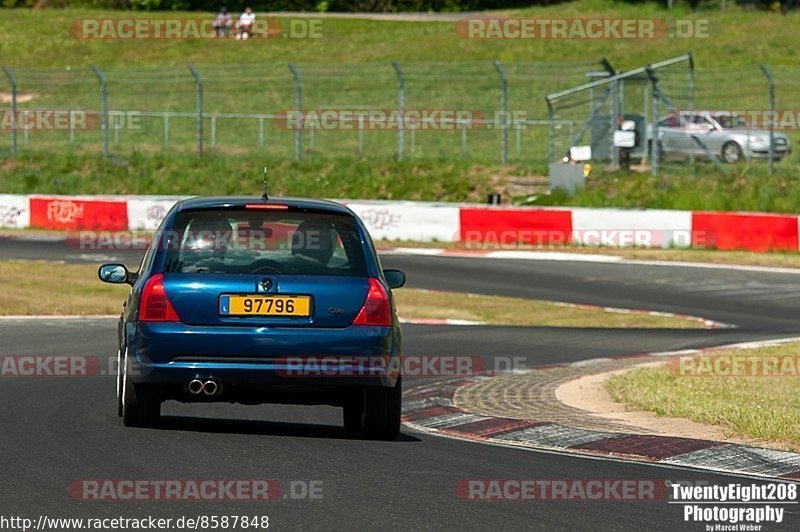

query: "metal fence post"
left=163, top=114, right=169, bottom=148
left=90, top=65, right=109, bottom=158
left=69, top=110, right=76, bottom=144
left=646, top=68, right=660, bottom=177
left=2, top=66, right=18, bottom=155
left=609, top=78, right=619, bottom=167
left=546, top=98, right=555, bottom=165
left=687, top=54, right=695, bottom=167
left=358, top=115, right=364, bottom=155
left=288, top=63, right=303, bottom=161
left=688, top=54, right=695, bottom=116
left=188, top=64, right=203, bottom=157
left=391, top=61, right=405, bottom=160
left=493, top=60, right=508, bottom=164
left=210, top=116, right=217, bottom=147
left=760, top=64, right=775, bottom=175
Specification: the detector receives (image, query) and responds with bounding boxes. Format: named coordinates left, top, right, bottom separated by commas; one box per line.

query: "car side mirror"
left=383, top=269, right=406, bottom=289
left=98, top=263, right=133, bottom=285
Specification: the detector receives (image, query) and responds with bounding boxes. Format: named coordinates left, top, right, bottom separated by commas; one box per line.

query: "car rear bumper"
left=129, top=322, right=399, bottom=388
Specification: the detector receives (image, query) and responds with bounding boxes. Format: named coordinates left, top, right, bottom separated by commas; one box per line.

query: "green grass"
left=3, top=2, right=800, bottom=209
left=0, top=151, right=508, bottom=200
left=525, top=163, right=800, bottom=212
left=0, top=259, right=700, bottom=328
left=394, top=288, right=702, bottom=328
left=5, top=149, right=800, bottom=214
left=606, top=343, right=800, bottom=449
left=3, top=2, right=800, bottom=69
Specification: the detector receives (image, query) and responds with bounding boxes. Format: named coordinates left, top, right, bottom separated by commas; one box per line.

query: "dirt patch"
left=555, top=362, right=788, bottom=451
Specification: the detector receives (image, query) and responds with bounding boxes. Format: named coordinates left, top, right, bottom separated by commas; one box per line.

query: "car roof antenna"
left=261, top=166, right=269, bottom=201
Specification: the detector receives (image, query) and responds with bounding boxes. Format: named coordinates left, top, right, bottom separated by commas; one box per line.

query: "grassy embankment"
left=2, top=3, right=800, bottom=211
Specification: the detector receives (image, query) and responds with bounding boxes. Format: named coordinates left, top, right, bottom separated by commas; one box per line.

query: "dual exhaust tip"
left=188, top=379, right=220, bottom=396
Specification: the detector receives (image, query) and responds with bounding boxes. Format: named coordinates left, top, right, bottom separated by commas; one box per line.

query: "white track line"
left=386, top=247, right=800, bottom=274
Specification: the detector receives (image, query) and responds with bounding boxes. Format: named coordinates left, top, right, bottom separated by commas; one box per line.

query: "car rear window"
left=163, top=209, right=367, bottom=276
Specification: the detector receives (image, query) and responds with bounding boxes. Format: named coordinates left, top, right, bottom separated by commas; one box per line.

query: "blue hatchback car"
left=99, top=196, right=405, bottom=440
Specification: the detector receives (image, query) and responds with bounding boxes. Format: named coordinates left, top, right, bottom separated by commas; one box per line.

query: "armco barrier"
left=126, top=197, right=185, bottom=231
left=343, top=201, right=461, bottom=242
left=0, top=194, right=30, bottom=229
left=691, top=211, right=799, bottom=252
left=29, top=195, right=128, bottom=231
left=460, top=207, right=572, bottom=245
left=571, top=208, right=693, bottom=248
left=1, top=194, right=799, bottom=254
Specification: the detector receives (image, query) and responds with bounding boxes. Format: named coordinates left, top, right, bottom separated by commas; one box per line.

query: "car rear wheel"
left=722, top=142, right=744, bottom=163
left=342, top=399, right=364, bottom=436
left=362, top=376, right=402, bottom=441
left=116, top=348, right=123, bottom=417
left=121, top=354, right=161, bottom=428
left=648, top=140, right=666, bottom=160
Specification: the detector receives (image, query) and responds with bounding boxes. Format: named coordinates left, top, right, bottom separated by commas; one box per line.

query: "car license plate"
left=219, top=295, right=311, bottom=317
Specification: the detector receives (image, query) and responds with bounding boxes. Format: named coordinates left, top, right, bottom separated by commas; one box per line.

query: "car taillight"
left=139, top=274, right=180, bottom=322
left=353, top=278, right=392, bottom=327
left=245, top=204, right=288, bottom=210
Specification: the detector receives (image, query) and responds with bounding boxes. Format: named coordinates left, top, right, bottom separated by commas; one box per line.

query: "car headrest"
left=291, top=220, right=335, bottom=265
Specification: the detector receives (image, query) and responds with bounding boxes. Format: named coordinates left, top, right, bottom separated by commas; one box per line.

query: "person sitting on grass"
left=213, top=7, right=232, bottom=38
left=235, top=7, right=256, bottom=41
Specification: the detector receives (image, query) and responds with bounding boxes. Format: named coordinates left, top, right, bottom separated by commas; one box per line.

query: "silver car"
left=656, top=110, right=791, bottom=163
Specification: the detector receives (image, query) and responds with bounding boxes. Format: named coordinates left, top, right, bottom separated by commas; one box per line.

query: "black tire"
left=342, top=390, right=365, bottom=435
left=116, top=348, right=124, bottom=417
left=343, top=405, right=364, bottom=436
left=121, top=359, right=160, bottom=428
left=363, top=376, right=402, bottom=441
left=648, top=140, right=665, bottom=160
left=722, top=142, right=744, bottom=164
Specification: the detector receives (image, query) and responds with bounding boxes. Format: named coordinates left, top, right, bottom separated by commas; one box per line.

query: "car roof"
left=174, top=196, right=352, bottom=215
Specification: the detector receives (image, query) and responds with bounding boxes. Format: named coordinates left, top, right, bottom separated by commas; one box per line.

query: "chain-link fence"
left=546, top=54, right=695, bottom=175
left=546, top=54, right=798, bottom=176
left=1, top=61, right=604, bottom=165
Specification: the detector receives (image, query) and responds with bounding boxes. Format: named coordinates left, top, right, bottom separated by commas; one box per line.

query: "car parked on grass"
left=99, top=196, right=406, bottom=440
left=655, top=110, right=791, bottom=163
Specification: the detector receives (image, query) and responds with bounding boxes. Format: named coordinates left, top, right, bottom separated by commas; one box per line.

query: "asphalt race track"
left=2, top=236, right=800, bottom=530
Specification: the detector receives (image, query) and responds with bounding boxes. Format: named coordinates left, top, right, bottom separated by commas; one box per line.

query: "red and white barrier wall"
left=1, top=194, right=799, bottom=253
